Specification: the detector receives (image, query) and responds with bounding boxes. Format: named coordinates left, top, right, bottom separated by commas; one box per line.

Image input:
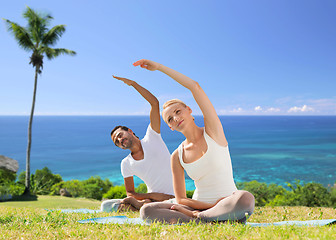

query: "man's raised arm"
left=113, top=76, right=160, bottom=133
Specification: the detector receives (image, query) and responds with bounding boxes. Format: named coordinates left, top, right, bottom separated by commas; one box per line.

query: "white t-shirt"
left=120, top=125, right=174, bottom=195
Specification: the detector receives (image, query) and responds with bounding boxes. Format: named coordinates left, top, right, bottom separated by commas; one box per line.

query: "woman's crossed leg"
left=140, top=190, right=254, bottom=224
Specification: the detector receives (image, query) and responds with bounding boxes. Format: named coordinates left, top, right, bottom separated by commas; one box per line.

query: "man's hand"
left=113, top=75, right=135, bottom=86
left=148, top=192, right=175, bottom=201
left=120, top=196, right=151, bottom=210
left=133, top=59, right=161, bottom=71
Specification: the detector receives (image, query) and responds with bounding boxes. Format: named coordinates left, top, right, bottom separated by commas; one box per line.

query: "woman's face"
left=162, top=103, right=192, bottom=131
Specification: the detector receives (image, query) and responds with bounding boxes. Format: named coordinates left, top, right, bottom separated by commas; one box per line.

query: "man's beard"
left=122, top=138, right=133, bottom=149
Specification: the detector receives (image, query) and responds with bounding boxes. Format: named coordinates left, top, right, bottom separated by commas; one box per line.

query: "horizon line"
left=0, top=114, right=335, bottom=117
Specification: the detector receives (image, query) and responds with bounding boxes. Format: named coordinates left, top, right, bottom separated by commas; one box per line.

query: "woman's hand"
left=113, top=75, right=135, bottom=86
left=192, top=210, right=200, bottom=218
left=133, top=59, right=161, bottom=71
left=170, top=204, right=199, bottom=218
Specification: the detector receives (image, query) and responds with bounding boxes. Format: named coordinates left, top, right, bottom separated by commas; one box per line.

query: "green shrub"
left=186, top=190, right=194, bottom=198
left=268, top=192, right=297, bottom=206
left=0, top=169, right=16, bottom=185
left=9, top=184, right=25, bottom=195
left=269, top=181, right=332, bottom=207
left=330, top=184, right=336, bottom=207
left=238, top=180, right=286, bottom=206
left=51, top=176, right=112, bottom=200
left=31, top=167, right=63, bottom=195
left=82, top=177, right=112, bottom=194
left=298, top=182, right=331, bottom=207
left=0, top=169, right=19, bottom=197
left=0, top=185, right=10, bottom=196
left=103, top=185, right=127, bottom=199
left=81, top=176, right=113, bottom=200
left=51, top=180, right=83, bottom=197
left=135, top=183, right=147, bottom=193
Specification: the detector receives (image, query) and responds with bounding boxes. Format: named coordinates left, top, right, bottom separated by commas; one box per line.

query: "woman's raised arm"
left=133, top=59, right=227, bottom=146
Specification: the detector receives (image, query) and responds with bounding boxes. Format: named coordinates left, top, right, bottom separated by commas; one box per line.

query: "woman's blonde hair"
left=162, top=99, right=194, bottom=123
left=162, top=99, right=187, bottom=110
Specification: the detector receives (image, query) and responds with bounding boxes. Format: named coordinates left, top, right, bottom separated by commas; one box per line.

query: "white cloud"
left=307, top=98, right=336, bottom=114
left=231, top=107, right=243, bottom=113
left=216, top=98, right=336, bottom=115
left=266, top=107, right=280, bottom=113
left=288, top=105, right=314, bottom=113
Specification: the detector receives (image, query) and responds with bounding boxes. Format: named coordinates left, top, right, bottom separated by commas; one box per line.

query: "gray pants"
left=140, top=190, right=255, bottom=224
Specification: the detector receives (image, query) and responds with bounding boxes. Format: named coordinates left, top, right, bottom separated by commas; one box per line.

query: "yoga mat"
left=78, top=216, right=147, bottom=225
left=46, top=208, right=102, bottom=213
left=247, top=219, right=336, bottom=227
left=78, top=216, right=336, bottom=226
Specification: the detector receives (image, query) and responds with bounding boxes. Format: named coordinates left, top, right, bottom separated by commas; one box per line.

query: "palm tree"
left=3, top=6, right=76, bottom=195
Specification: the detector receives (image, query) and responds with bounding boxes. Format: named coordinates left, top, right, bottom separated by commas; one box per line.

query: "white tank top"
left=178, top=129, right=237, bottom=204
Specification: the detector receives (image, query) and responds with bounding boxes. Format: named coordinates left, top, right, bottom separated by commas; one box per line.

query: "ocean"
left=0, top=116, right=335, bottom=190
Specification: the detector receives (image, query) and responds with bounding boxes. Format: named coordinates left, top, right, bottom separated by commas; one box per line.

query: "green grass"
left=0, top=196, right=335, bottom=239
left=1, top=195, right=100, bottom=209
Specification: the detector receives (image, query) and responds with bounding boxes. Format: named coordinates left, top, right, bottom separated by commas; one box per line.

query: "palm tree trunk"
left=23, top=66, right=40, bottom=195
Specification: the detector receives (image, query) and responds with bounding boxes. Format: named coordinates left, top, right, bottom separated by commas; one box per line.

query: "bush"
left=51, top=180, right=83, bottom=197
left=0, top=169, right=16, bottom=185
left=135, top=183, right=147, bottom=193
left=51, top=176, right=113, bottom=200
left=0, top=169, right=19, bottom=197
left=0, top=185, right=10, bottom=196
left=186, top=190, right=194, bottom=198
left=81, top=176, right=113, bottom=200
left=31, top=167, right=63, bottom=195
left=330, top=184, right=336, bottom=207
left=297, top=182, right=331, bottom=207
left=269, top=181, right=332, bottom=207
left=237, top=180, right=286, bottom=206
left=9, top=184, right=25, bottom=195
left=17, top=171, right=26, bottom=186
left=103, top=185, right=127, bottom=199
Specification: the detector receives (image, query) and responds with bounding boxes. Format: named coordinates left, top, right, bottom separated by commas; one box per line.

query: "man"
left=101, top=76, right=174, bottom=212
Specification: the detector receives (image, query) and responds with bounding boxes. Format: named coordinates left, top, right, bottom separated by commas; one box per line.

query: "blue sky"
left=1, top=0, right=335, bottom=115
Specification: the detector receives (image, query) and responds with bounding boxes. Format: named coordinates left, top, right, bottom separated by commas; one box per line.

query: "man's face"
left=111, top=128, right=134, bottom=149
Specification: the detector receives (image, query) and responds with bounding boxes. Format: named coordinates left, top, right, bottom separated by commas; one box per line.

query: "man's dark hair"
left=110, top=126, right=138, bottom=144
left=110, top=126, right=129, bottom=137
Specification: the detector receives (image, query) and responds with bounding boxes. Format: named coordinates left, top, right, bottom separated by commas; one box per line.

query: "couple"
left=107, top=59, right=255, bottom=224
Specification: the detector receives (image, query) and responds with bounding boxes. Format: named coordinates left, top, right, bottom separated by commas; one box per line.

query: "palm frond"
left=42, top=25, right=66, bottom=46
left=3, top=19, right=35, bottom=51
left=23, top=6, right=53, bottom=46
left=42, top=47, right=76, bottom=60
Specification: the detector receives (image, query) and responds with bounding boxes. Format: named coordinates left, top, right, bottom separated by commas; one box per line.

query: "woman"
left=133, top=59, right=255, bottom=224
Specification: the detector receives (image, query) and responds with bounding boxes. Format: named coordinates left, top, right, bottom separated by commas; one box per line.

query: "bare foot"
left=118, top=203, right=137, bottom=212
left=121, top=196, right=144, bottom=210
left=141, top=198, right=152, bottom=204
left=170, top=204, right=184, bottom=211
left=170, top=204, right=197, bottom=218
